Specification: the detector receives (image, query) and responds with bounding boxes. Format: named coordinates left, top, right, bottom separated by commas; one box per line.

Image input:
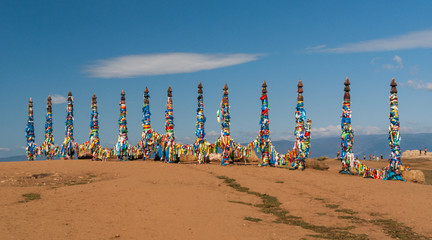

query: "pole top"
left=67, top=91, right=74, bottom=102
left=28, top=98, right=33, bottom=114
left=262, top=81, right=267, bottom=94
left=121, top=89, right=125, bottom=102
left=167, top=86, right=172, bottom=97
left=344, top=77, right=351, bottom=97
left=344, top=78, right=351, bottom=101
left=390, top=78, right=397, bottom=94
left=198, top=82, right=203, bottom=94
left=92, top=93, right=97, bottom=104
left=297, top=80, right=304, bottom=101
left=297, top=80, right=303, bottom=94
left=344, top=77, right=350, bottom=87
left=144, top=87, right=149, bottom=103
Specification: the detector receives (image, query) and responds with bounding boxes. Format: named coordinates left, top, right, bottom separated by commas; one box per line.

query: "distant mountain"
left=0, top=155, right=28, bottom=162
left=0, top=155, right=56, bottom=162
left=270, top=133, right=432, bottom=159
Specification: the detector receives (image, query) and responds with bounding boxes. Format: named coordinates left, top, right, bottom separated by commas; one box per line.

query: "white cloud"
left=274, top=134, right=295, bottom=141
left=0, top=148, right=11, bottom=151
left=382, top=55, right=404, bottom=70
left=311, top=125, right=385, bottom=138
left=175, top=136, right=193, bottom=145
left=310, top=28, right=432, bottom=53
left=312, top=125, right=340, bottom=138
left=370, top=57, right=381, bottom=64
left=86, top=53, right=262, bottom=78
left=405, top=121, right=418, bottom=125
left=404, top=80, right=432, bottom=91
left=207, top=130, right=219, bottom=137
left=305, top=45, right=327, bottom=51
left=410, top=65, right=419, bottom=75
left=394, top=55, right=403, bottom=65
left=354, top=126, right=386, bottom=135
left=51, top=94, right=67, bottom=104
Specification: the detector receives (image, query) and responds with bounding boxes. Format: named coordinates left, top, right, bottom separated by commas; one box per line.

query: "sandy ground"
left=0, top=158, right=431, bottom=240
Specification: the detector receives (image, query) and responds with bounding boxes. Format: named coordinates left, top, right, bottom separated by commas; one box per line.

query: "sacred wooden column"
left=89, top=93, right=100, bottom=159
left=42, top=95, right=55, bottom=160
left=140, top=87, right=153, bottom=160
left=62, top=91, right=76, bottom=159
left=385, top=78, right=404, bottom=180
left=218, top=83, right=231, bottom=166
left=259, top=81, right=271, bottom=166
left=194, top=82, right=207, bottom=163
left=290, top=80, right=307, bottom=170
left=340, top=78, right=354, bottom=174
left=163, top=86, right=176, bottom=162
left=115, top=90, right=129, bottom=160
left=25, top=98, right=37, bottom=160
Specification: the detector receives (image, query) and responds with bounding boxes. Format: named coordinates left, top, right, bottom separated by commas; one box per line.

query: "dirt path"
left=0, top=160, right=431, bottom=239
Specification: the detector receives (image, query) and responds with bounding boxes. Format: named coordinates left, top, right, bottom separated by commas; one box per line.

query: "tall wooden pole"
left=340, top=78, right=354, bottom=174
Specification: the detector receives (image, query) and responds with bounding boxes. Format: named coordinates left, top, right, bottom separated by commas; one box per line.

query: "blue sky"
left=1, top=1, right=432, bottom=157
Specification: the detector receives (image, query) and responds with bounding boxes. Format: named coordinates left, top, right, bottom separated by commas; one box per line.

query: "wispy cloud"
left=305, top=45, right=327, bottom=52
left=0, top=148, right=11, bottom=152
left=354, top=126, right=386, bottom=135
left=370, top=57, right=381, bottom=64
left=312, top=125, right=340, bottom=138
left=309, top=28, right=432, bottom=53
left=311, top=125, right=385, bottom=138
left=51, top=94, right=67, bottom=104
left=207, top=130, right=219, bottom=137
left=406, top=121, right=418, bottom=125
left=382, top=55, right=404, bottom=70
left=410, top=65, right=419, bottom=75
left=404, top=80, right=432, bottom=91
left=86, top=53, right=262, bottom=78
